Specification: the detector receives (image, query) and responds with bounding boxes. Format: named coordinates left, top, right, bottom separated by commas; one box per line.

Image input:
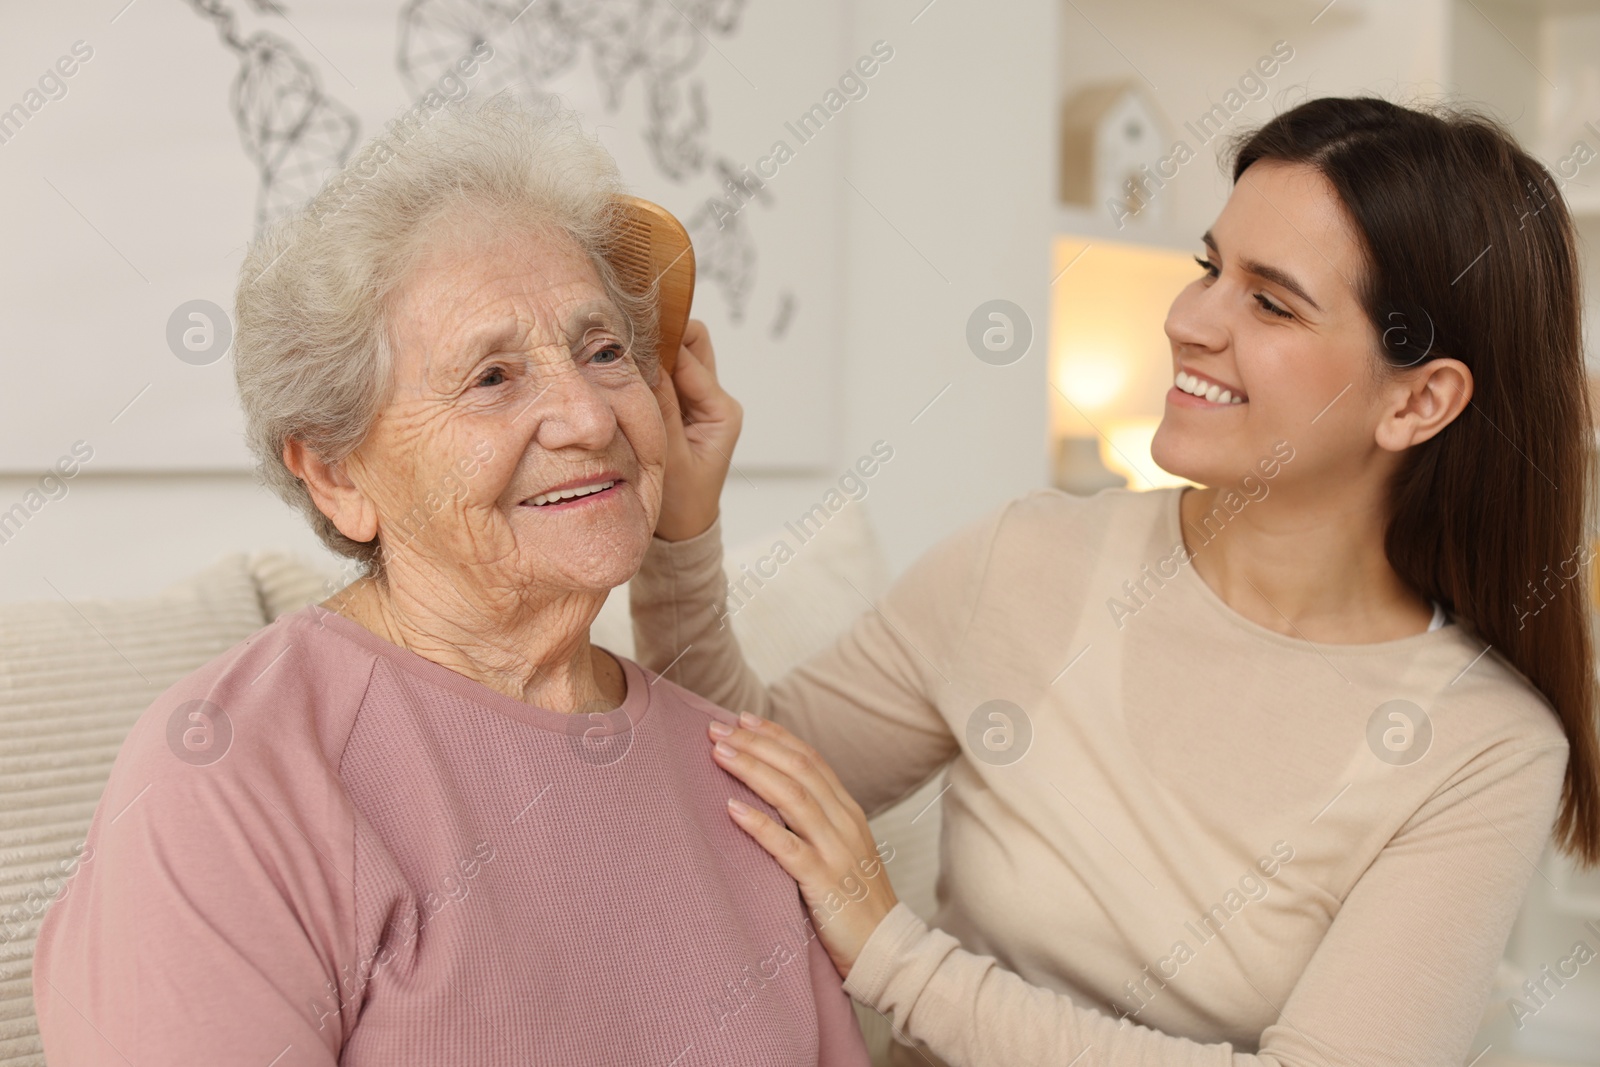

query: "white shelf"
left=1054, top=204, right=1196, bottom=252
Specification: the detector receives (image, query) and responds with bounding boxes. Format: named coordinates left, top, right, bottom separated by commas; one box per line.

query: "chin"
left=504, top=483, right=658, bottom=586
left=1149, top=424, right=1217, bottom=486
left=525, top=524, right=653, bottom=594
left=1152, top=424, right=1292, bottom=493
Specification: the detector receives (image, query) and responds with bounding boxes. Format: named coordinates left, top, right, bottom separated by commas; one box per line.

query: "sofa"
left=0, top=505, right=944, bottom=1066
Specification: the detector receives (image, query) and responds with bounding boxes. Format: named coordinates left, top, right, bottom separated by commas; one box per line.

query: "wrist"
left=654, top=507, right=720, bottom=543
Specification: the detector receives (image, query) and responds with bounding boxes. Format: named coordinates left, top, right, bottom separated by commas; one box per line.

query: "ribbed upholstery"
left=0, top=555, right=303, bottom=1066
left=247, top=549, right=345, bottom=622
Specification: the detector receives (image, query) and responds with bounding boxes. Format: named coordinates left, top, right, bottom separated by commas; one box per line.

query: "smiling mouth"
left=1174, top=369, right=1247, bottom=405
left=523, top=479, right=619, bottom=507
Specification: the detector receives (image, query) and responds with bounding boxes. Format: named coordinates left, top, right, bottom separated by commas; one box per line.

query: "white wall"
left=836, top=0, right=1054, bottom=572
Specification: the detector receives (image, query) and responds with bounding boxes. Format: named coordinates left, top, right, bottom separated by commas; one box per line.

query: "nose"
left=524, top=365, right=617, bottom=453
left=1163, top=278, right=1228, bottom=355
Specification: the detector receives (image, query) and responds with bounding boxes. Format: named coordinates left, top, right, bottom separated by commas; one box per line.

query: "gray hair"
left=233, top=90, right=659, bottom=576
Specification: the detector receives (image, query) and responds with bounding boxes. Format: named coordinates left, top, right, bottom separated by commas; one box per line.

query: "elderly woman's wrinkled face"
left=347, top=215, right=665, bottom=599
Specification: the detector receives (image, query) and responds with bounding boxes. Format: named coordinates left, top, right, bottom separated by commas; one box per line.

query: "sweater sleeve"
left=841, top=741, right=1570, bottom=1067
left=630, top=511, right=998, bottom=818
left=31, top=710, right=359, bottom=1066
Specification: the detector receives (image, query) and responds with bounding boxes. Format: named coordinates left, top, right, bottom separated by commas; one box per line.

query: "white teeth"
left=1175, top=370, right=1246, bottom=404
left=529, top=480, right=615, bottom=506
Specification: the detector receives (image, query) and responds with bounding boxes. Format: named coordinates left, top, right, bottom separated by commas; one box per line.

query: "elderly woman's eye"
left=590, top=344, right=625, bottom=365
left=477, top=366, right=507, bottom=387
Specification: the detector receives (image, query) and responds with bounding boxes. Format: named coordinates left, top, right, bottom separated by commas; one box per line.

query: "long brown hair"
left=1230, top=96, right=1600, bottom=866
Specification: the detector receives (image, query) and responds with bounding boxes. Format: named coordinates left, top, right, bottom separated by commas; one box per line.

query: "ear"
left=1374, top=357, right=1473, bottom=452
left=282, top=439, right=379, bottom=545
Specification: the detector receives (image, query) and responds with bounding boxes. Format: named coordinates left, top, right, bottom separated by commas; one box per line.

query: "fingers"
left=648, top=319, right=740, bottom=543
left=709, top=716, right=861, bottom=832
left=725, top=798, right=814, bottom=878
left=730, top=712, right=855, bottom=810
left=669, top=345, right=712, bottom=419
left=651, top=357, right=683, bottom=420
left=649, top=325, right=714, bottom=429
left=671, top=344, right=742, bottom=436
left=682, top=317, right=716, bottom=375
left=713, top=733, right=838, bottom=838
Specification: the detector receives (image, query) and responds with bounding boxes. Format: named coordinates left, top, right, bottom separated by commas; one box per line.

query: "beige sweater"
left=630, top=485, right=1571, bottom=1067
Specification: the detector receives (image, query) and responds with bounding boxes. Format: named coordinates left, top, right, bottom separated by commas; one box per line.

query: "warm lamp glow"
left=1048, top=235, right=1202, bottom=494
left=1102, top=418, right=1192, bottom=491
left=1052, top=353, right=1127, bottom=411
left=1049, top=235, right=1197, bottom=434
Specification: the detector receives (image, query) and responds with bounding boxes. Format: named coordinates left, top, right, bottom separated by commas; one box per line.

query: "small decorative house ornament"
left=1059, top=81, right=1178, bottom=231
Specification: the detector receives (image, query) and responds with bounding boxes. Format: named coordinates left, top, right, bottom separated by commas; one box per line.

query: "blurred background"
left=2, top=0, right=1600, bottom=1063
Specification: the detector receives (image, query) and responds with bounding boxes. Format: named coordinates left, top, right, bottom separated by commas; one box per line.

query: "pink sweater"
left=32, top=604, right=871, bottom=1066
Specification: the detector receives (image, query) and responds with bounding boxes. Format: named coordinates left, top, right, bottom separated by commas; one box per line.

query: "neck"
left=325, top=559, right=623, bottom=713
left=1179, top=481, right=1434, bottom=642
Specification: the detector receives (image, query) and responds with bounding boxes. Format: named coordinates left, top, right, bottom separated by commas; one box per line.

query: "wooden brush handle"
left=610, top=196, right=696, bottom=375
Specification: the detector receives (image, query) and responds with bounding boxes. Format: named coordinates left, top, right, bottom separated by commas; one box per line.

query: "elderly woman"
left=31, top=93, right=871, bottom=1066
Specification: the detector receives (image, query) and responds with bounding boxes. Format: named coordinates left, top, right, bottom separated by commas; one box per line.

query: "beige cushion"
left=248, top=550, right=345, bottom=622
left=0, top=556, right=278, bottom=1066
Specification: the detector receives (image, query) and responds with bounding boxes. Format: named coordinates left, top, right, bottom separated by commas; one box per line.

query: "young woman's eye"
left=1194, top=255, right=1219, bottom=279
left=477, top=366, right=507, bottom=387
left=1254, top=293, right=1294, bottom=319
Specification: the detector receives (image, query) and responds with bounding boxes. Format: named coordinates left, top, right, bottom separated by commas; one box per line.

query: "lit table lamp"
left=1050, top=236, right=1200, bottom=495
left=1054, top=434, right=1128, bottom=494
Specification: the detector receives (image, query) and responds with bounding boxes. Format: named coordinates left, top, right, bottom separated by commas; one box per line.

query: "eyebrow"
left=453, top=299, right=630, bottom=363
left=565, top=300, right=629, bottom=347
left=1202, top=231, right=1323, bottom=313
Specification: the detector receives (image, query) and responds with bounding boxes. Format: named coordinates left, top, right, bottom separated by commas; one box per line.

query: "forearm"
left=629, top=516, right=774, bottom=715
left=629, top=515, right=960, bottom=816
left=846, top=905, right=1270, bottom=1067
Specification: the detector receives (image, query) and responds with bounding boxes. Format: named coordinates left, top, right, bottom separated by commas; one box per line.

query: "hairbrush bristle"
left=608, top=197, right=695, bottom=375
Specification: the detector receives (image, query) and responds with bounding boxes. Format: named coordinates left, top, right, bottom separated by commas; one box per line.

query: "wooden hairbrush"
left=608, top=196, right=696, bottom=374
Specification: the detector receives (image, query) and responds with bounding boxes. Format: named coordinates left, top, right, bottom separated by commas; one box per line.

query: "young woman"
left=634, top=96, right=1600, bottom=1065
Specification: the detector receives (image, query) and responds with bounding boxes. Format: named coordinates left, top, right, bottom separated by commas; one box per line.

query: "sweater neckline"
left=1164, top=485, right=1455, bottom=654
left=296, top=603, right=654, bottom=735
